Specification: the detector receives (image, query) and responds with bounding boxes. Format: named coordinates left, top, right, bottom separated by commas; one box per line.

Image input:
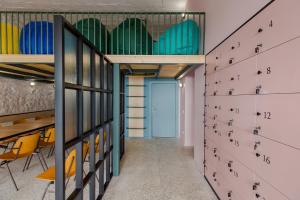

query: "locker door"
left=217, top=95, right=256, bottom=132
left=206, top=51, right=217, bottom=75
left=256, top=0, right=300, bottom=53
left=253, top=175, right=289, bottom=200
left=221, top=155, right=256, bottom=200
left=224, top=126, right=256, bottom=170
left=253, top=135, right=300, bottom=200
left=256, top=94, right=300, bottom=149
left=219, top=56, right=257, bottom=95
left=206, top=73, right=216, bottom=96
left=257, top=37, right=300, bottom=94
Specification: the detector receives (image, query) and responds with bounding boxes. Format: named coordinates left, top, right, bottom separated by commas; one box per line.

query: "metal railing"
left=0, top=11, right=205, bottom=55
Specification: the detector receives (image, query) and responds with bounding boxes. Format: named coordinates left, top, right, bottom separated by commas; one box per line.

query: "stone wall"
left=0, top=77, right=54, bottom=116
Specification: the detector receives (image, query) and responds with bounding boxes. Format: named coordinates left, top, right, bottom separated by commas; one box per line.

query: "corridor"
left=103, top=139, right=217, bottom=200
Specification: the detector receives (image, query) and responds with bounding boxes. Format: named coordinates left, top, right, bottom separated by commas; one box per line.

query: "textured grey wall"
left=0, top=78, right=54, bottom=116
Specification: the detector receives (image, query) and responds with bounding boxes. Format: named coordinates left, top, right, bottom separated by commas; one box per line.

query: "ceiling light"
left=30, top=81, right=36, bottom=86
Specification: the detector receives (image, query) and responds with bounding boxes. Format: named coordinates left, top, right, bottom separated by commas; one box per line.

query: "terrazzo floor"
left=0, top=139, right=217, bottom=200
left=102, top=138, right=217, bottom=200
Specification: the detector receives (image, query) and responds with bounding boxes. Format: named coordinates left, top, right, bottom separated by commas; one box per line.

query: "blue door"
left=151, top=83, right=176, bottom=137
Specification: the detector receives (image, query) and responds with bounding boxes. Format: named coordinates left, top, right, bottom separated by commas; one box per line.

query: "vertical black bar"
left=105, top=124, right=111, bottom=183
left=98, top=128, right=105, bottom=196
left=89, top=50, right=96, bottom=200
left=54, top=15, right=66, bottom=200
left=75, top=37, right=83, bottom=200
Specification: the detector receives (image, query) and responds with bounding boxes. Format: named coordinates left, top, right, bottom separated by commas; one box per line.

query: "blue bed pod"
left=20, top=21, right=53, bottom=54
left=153, top=19, right=200, bottom=55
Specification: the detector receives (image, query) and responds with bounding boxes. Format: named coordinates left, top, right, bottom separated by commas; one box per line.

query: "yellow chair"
left=24, top=128, right=55, bottom=171
left=95, top=131, right=107, bottom=153
left=0, top=22, right=20, bottom=54
left=40, top=128, right=55, bottom=157
left=36, top=144, right=89, bottom=200
left=0, top=133, right=40, bottom=191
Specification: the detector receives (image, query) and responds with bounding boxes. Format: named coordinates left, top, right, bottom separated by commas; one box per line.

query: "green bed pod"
left=153, top=19, right=200, bottom=55
left=111, top=18, right=152, bottom=55
left=74, top=18, right=110, bottom=53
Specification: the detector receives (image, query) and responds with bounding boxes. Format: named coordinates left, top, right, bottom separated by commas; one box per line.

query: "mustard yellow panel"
left=0, top=23, right=20, bottom=54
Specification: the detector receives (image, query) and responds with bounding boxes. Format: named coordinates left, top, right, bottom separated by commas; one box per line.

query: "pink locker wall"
left=204, top=1, right=300, bottom=200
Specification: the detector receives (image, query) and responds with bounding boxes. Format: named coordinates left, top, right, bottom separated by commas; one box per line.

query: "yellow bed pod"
left=0, top=23, right=20, bottom=54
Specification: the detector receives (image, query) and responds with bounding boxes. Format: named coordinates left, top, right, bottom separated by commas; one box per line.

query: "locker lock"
left=215, top=81, right=218, bottom=84
left=255, top=44, right=263, bottom=53
left=258, top=28, right=263, bottom=33
left=213, top=91, right=217, bottom=96
left=213, top=114, right=218, bottom=120
left=227, top=191, right=232, bottom=198
left=230, top=139, right=234, bottom=143
left=254, top=141, right=261, bottom=150
left=228, top=130, right=233, bottom=137
left=216, top=57, right=219, bottom=60
left=257, top=70, right=262, bottom=75
left=214, top=66, right=218, bottom=71
left=229, top=89, right=234, bottom=95
left=231, top=46, right=235, bottom=50
left=213, top=148, right=217, bottom=154
left=256, top=85, right=262, bottom=94
left=214, top=106, right=218, bottom=109
left=213, top=172, right=216, bottom=177
left=252, top=182, right=260, bottom=190
left=229, top=58, right=234, bottom=64
left=214, top=130, right=218, bottom=134
left=228, top=161, right=233, bottom=168
left=213, top=124, right=217, bottom=129
left=253, top=126, right=261, bottom=135
left=230, top=77, right=234, bottom=81
left=228, top=119, right=234, bottom=126
left=255, top=193, right=261, bottom=198
left=256, top=153, right=261, bottom=157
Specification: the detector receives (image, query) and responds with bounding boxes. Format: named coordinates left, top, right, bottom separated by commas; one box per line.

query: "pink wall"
left=185, top=0, right=271, bottom=53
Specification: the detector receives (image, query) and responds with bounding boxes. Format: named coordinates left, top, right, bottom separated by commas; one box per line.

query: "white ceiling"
left=0, top=0, right=187, bottom=11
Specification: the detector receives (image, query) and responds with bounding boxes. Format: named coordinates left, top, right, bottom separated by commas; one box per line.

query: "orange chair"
left=24, top=128, right=55, bottom=171
left=0, top=133, right=40, bottom=190
left=95, top=131, right=107, bottom=154
left=40, top=128, right=55, bottom=158
left=36, top=144, right=89, bottom=200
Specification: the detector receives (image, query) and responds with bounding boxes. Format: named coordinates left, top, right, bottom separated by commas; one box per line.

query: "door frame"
left=147, top=80, right=179, bottom=138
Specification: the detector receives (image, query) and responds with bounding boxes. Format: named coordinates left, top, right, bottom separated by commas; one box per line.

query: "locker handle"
left=256, top=193, right=261, bottom=198
left=258, top=28, right=263, bottom=33
left=257, top=70, right=262, bottom=75
left=230, top=139, right=233, bottom=142
left=256, top=112, right=261, bottom=116
left=253, top=182, right=260, bottom=190
left=228, top=161, right=233, bottom=168
left=256, top=153, right=261, bottom=157
left=216, top=57, right=219, bottom=60
left=229, top=58, right=234, bottom=64
left=230, top=77, right=234, bottom=81
left=231, top=46, right=235, bottom=50
left=227, top=191, right=232, bottom=197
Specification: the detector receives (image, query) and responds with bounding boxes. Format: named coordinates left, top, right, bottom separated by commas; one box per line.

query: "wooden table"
left=0, top=117, right=54, bottom=141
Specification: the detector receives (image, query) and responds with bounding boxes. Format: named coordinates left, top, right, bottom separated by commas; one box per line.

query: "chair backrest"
left=95, top=131, right=107, bottom=146
left=65, top=143, right=90, bottom=178
left=44, top=128, right=55, bottom=143
left=13, top=133, right=40, bottom=156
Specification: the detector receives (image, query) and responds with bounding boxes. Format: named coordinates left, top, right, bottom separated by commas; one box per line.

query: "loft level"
left=0, top=54, right=205, bottom=79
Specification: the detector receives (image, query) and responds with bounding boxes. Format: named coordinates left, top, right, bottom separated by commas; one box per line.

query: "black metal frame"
left=120, top=71, right=125, bottom=159
left=54, top=15, right=113, bottom=200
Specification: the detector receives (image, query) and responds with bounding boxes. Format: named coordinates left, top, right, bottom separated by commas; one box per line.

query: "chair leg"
left=41, top=182, right=52, bottom=200
left=22, top=156, right=30, bottom=172
left=37, top=153, right=46, bottom=171
left=39, top=149, right=48, bottom=169
left=47, top=146, right=53, bottom=158
left=26, top=154, right=34, bottom=170
left=6, top=163, right=18, bottom=191
left=50, top=145, right=55, bottom=157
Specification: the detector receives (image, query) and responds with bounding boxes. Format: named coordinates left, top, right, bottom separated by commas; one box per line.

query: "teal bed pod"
left=111, top=18, right=152, bottom=55
left=153, top=19, right=200, bottom=55
left=74, top=18, right=110, bottom=53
